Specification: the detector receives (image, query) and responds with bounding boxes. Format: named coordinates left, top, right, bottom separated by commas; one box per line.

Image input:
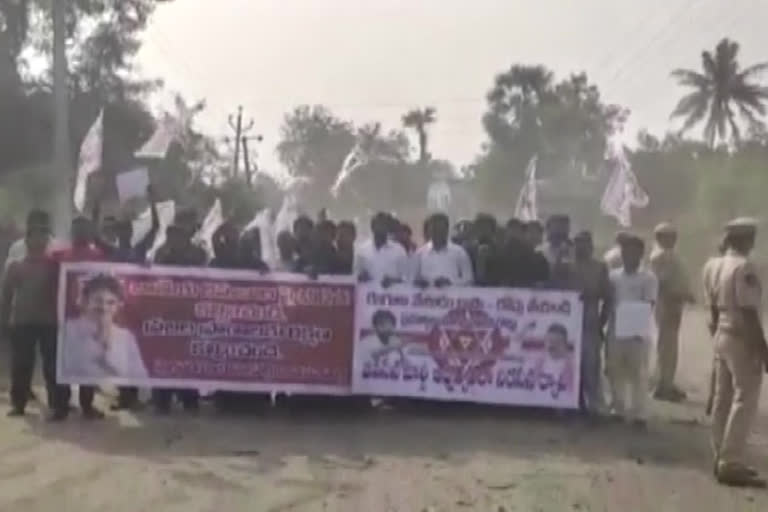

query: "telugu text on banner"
left=352, top=284, right=583, bottom=408
left=56, top=263, right=355, bottom=394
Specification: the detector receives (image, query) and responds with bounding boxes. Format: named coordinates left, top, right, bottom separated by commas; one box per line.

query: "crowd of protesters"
left=2, top=191, right=766, bottom=486
left=0, top=193, right=658, bottom=420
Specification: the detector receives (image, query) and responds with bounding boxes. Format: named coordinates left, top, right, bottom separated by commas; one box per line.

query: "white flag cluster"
left=242, top=208, right=276, bottom=265
left=74, top=109, right=104, bottom=212
left=514, top=155, right=539, bottom=221
left=132, top=200, right=176, bottom=260
left=273, top=193, right=299, bottom=238
left=427, top=180, right=452, bottom=212
left=600, top=144, right=649, bottom=228
left=135, top=100, right=193, bottom=160
left=331, top=145, right=367, bottom=197
left=193, top=199, right=224, bottom=257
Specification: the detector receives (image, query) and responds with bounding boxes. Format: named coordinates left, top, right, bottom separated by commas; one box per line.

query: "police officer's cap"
left=654, top=222, right=676, bottom=235
left=724, top=217, right=758, bottom=235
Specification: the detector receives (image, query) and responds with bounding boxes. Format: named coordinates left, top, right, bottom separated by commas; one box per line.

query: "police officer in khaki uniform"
left=710, top=218, right=768, bottom=487
left=649, top=222, right=694, bottom=402
left=702, top=239, right=725, bottom=415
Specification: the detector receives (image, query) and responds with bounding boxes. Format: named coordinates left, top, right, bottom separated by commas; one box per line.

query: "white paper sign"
left=116, top=167, right=150, bottom=203
left=615, top=301, right=653, bottom=339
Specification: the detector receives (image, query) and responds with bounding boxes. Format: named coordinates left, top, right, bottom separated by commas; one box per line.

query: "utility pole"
left=227, top=106, right=254, bottom=177
left=52, top=0, right=72, bottom=237
left=240, top=134, right=263, bottom=187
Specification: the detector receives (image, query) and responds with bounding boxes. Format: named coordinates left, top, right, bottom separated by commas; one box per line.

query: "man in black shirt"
left=209, top=223, right=270, bottom=413
left=94, top=189, right=160, bottom=410
left=466, top=213, right=503, bottom=287
left=309, top=219, right=340, bottom=276
left=151, top=223, right=208, bottom=414
left=335, top=221, right=356, bottom=275
left=500, top=218, right=549, bottom=288
left=292, top=215, right=315, bottom=273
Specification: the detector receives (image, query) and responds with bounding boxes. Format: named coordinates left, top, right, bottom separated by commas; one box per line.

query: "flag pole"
left=52, top=0, right=72, bottom=237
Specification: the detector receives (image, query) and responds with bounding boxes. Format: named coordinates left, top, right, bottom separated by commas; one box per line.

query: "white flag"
left=600, top=145, right=648, bottom=227
left=427, top=180, right=452, bottom=212
left=331, top=145, right=367, bottom=197
left=135, top=100, right=192, bottom=159
left=74, top=109, right=104, bottom=212
left=193, top=199, right=224, bottom=256
left=273, top=194, right=299, bottom=238
left=135, top=117, right=179, bottom=159
left=242, top=208, right=276, bottom=265
left=132, top=200, right=176, bottom=260
left=514, top=155, right=538, bottom=221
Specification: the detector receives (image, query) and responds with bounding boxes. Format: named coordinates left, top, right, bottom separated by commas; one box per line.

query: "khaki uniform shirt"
left=702, top=255, right=723, bottom=307
left=713, top=249, right=762, bottom=334
left=649, top=246, right=691, bottom=306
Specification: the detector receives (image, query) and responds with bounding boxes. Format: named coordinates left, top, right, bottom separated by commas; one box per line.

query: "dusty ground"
left=0, top=310, right=766, bottom=512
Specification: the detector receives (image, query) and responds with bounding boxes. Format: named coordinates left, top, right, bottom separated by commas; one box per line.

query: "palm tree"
left=670, top=38, right=768, bottom=147
left=402, top=107, right=436, bottom=163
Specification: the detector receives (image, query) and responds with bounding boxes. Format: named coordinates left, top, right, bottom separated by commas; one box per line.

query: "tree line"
left=1, top=2, right=768, bottom=271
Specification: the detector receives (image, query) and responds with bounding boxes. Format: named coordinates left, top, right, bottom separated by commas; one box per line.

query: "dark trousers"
left=9, top=325, right=67, bottom=412
left=151, top=388, right=199, bottom=412
left=117, top=387, right=139, bottom=406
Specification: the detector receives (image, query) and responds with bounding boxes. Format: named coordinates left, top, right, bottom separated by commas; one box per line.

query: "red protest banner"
left=57, top=262, right=355, bottom=394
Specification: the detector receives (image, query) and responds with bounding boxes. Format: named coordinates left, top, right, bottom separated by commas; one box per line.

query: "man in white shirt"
left=607, top=233, right=658, bottom=428
left=414, top=213, right=474, bottom=288
left=354, top=212, right=409, bottom=286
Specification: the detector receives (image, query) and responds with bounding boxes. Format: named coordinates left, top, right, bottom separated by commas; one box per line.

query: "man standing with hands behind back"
left=709, top=218, right=768, bottom=487
left=649, top=222, right=694, bottom=402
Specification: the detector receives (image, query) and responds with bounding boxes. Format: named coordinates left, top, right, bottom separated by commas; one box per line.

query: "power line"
left=601, top=0, right=704, bottom=90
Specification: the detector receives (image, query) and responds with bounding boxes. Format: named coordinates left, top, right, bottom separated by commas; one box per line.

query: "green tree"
left=670, top=37, right=768, bottom=147
left=474, top=64, right=626, bottom=213
left=276, top=104, right=356, bottom=192
left=401, top=106, right=436, bottom=163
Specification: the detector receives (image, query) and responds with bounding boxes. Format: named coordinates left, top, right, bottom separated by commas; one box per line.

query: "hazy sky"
left=137, top=0, right=768, bottom=176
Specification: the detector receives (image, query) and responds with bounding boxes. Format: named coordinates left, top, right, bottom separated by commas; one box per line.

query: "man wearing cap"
left=710, top=218, right=768, bottom=487
left=649, top=222, right=694, bottom=402
left=702, top=239, right=726, bottom=415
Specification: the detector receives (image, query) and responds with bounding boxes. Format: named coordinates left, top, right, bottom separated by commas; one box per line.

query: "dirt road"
left=0, top=310, right=766, bottom=512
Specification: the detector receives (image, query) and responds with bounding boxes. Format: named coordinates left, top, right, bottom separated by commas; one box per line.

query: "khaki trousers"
left=607, top=338, right=650, bottom=421
left=655, top=301, right=683, bottom=391
left=711, top=330, right=763, bottom=466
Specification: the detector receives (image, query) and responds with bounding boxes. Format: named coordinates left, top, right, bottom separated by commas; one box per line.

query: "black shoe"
left=631, top=419, right=648, bottom=431
left=47, top=409, right=69, bottom=422
left=82, top=407, right=105, bottom=420
left=7, top=407, right=25, bottom=417
left=716, top=467, right=767, bottom=488
left=654, top=387, right=687, bottom=403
